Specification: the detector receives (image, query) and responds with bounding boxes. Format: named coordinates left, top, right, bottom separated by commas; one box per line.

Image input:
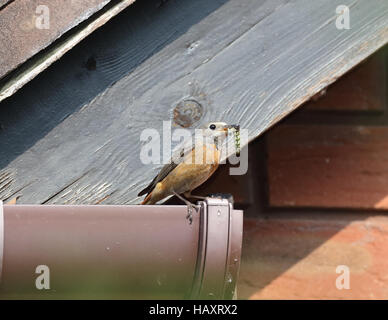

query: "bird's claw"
left=186, top=203, right=200, bottom=225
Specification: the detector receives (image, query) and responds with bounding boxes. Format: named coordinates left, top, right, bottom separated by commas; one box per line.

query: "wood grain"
left=0, top=0, right=115, bottom=79
left=267, top=125, right=388, bottom=209
left=0, top=0, right=137, bottom=102
left=0, top=0, right=13, bottom=10
left=0, top=0, right=387, bottom=204
left=305, top=51, right=386, bottom=111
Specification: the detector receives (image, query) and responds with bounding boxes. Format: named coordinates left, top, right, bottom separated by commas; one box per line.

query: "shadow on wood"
left=0, top=0, right=230, bottom=202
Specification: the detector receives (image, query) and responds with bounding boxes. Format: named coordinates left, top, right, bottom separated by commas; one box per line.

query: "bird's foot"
left=173, top=191, right=200, bottom=224
left=186, top=202, right=200, bottom=224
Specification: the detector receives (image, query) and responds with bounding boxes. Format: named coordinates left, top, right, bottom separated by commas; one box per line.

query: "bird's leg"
left=184, top=191, right=207, bottom=201
left=173, top=191, right=200, bottom=224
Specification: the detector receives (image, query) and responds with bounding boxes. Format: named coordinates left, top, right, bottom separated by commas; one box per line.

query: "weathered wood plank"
left=305, top=51, right=386, bottom=111
left=267, top=125, right=388, bottom=209
left=283, top=48, right=388, bottom=127
left=239, top=213, right=388, bottom=299
left=0, top=0, right=136, bottom=102
left=0, top=0, right=115, bottom=79
left=0, top=0, right=387, bottom=204
left=0, top=0, right=13, bottom=10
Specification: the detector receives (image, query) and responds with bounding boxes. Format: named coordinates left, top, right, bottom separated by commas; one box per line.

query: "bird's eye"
left=209, top=124, right=216, bottom=130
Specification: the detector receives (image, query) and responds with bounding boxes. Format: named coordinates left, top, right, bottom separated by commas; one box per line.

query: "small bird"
left=138, top=122, right=238, bottom=217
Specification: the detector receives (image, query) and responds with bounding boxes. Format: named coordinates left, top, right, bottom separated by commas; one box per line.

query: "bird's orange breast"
left=141, top=143, right=221, bottom=204
left=160, top=143, right=220, bottom=194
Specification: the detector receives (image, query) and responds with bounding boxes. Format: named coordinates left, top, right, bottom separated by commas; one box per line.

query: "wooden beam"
left=305, top=52, right=386, bottom=112
left=0, top=0, right=13, bottom=10
left=0, top=0, right=387, bottom=204
left=0, top=0, right=136, bottom=102
left=0, top=0, right=112, bottom=79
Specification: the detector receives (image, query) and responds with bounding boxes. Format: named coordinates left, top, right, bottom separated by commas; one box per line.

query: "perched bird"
left=138, top=122, right=238, bottom=214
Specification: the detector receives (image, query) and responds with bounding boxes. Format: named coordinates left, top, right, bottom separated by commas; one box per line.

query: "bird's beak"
left=224, top=124, right=240, bottom=131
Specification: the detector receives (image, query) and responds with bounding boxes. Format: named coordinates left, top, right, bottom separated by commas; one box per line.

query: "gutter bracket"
left=189, top=196, right=242, bottom=299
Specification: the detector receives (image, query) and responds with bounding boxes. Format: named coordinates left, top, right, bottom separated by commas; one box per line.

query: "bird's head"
left=200, top=122, right=239, bottom=145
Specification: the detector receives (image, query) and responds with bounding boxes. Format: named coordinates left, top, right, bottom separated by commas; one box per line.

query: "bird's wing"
left=137, top=145, right=192, bottom=197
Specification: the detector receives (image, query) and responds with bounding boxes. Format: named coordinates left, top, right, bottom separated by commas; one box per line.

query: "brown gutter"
left=0, top=198, right=242, bottom=299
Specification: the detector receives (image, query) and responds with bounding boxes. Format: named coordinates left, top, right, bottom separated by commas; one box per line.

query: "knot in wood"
left=173, top=99, right=203, bottom=128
